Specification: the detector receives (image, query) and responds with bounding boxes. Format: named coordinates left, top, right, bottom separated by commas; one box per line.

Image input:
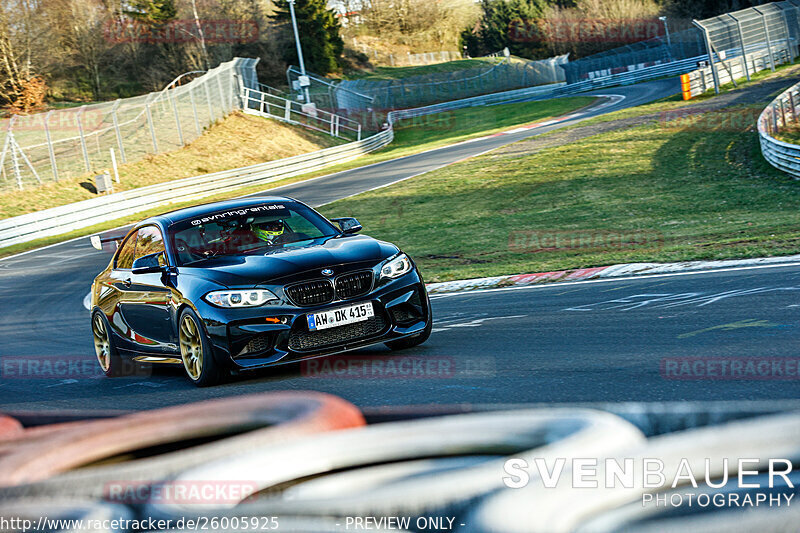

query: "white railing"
left=241, top=87, right=362, bottom=140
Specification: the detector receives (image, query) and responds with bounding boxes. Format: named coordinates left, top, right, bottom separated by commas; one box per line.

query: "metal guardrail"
left=758, top=79, right=800, bottom=177
left=241, top=87, right=362, bottom=140
left=0, top=128, right=393, bottom=248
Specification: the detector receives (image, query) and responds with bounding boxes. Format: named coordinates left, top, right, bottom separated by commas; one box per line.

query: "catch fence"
left=0, top=58, right=259, bottom=191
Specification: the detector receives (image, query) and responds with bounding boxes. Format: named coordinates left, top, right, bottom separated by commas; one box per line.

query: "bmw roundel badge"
left=321, top=268, right=334, bottom=276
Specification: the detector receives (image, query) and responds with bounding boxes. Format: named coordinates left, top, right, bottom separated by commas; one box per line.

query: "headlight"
left=204, top=289, right=278, bottom=308
left=380, top=253, right=413, bottom=280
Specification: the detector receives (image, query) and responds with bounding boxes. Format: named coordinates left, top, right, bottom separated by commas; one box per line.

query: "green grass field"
left=320, top=104, right=800, bottom=283
left=346, top=58, right=502, bottom=80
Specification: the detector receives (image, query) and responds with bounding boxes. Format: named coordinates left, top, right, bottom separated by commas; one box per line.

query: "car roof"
left=142, top=196, right=298, bottom=226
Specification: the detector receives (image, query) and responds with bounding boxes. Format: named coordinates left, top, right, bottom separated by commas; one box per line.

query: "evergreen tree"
left=462, top=0, right=548, bottom=59
left=272, top=0, right=343, bottom=75
left=125, top=0, right=177, bottom=23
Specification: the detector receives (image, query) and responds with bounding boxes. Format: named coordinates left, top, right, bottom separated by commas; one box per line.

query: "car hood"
left=178, top=234, right=399, bottom=287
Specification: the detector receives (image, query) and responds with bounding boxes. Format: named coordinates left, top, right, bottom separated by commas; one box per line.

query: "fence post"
left=169, top=89, right=184, bottom=146
left=9, top=133, right=23, bottom=190
left=75, top=106, right=91, bottom=172
left=111, top=100, right=127, bottom=164
left=43, top=111, right=59, bottom=182
left=776, top=4, right=795, bottom=62
left=773, top=103, right=780, bottom=131
left=189, top=85, right=202, bottom=135
left=144, top=95, right=159, bottom=153
left=357, top=123, right=361, bottom=141
left=754, top=7, right=777, bottom=71
left=284, top=99, right=291, bottom=121
left=216, top=74, right=226, bottom=114
left=204, top=77, right=215, bottom=121
left=728, top=14, right=751, bottom=81
left=694, top=20, right=721, bottom=94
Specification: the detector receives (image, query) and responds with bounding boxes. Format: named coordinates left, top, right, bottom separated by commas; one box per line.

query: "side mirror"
left=132, top=252, right=166, bottom=274
left=331, top=217, right=362, bottom=234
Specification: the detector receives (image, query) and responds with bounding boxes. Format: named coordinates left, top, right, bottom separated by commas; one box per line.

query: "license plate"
left=307, top=302, right=374, bottom=331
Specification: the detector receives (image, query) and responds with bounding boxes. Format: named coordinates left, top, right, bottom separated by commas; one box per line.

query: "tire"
left=91, top=311, right=126, bottom=377
left=385, top=296, right=433, bottom=351
left=178, top=307, right=226, bottom=387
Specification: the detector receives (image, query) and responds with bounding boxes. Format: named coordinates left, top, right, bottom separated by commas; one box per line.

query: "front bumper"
left=196, top=271, right=430, bottom=371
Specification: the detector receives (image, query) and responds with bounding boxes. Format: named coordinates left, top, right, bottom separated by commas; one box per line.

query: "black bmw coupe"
left=89, top=197, right=432, bottom=386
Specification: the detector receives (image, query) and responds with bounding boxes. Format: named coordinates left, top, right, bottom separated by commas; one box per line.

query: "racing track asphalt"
left=8, top=78, right=796, bottom=412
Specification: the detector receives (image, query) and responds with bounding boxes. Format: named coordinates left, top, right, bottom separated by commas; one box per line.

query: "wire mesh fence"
left=291, top=55, right=567, bottom=112
left=561, top=27, right=706, bottom=83
left=354, top=48, right=463, bottom=67
left=0, top=58, right=259, bottom=192
left=694, top=1, right=800, bottom=93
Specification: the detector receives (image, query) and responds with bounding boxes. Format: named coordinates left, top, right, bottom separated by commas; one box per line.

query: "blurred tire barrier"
left=463, top=410, right=800, bottom=533
left=0, top=499, right=133, bottom=533
left=1, top=396, right=798, bottom=531
left=590, top=499, right=800, bottom=533
left=573, top=471, right=800, bottom=533
left=144, top=408, right=645, bottom=519
left=281, top=456, right=502, bottom=501
left=0, top=413, right=23, bottom=437
left=0, top=391, right=364, bottom=495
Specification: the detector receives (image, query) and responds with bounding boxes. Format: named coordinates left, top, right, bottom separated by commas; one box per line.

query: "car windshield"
left=168, top=202, right=338, bottom=266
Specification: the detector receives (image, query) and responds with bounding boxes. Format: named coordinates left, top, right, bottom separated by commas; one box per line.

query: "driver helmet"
left=252, top=220, right=285, bottom=242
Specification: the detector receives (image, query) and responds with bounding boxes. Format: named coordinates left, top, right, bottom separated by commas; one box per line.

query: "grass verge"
left=0, top=96, right=594, bottom=259
left=345, top=58, right=502, bottom=80
left=319, top=103, right=800, bottom=282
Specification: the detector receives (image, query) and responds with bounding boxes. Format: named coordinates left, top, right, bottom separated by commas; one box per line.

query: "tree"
left=462, top=0, right=548, bottom=59
left=272, top=0, right=344, bottom=75
left=124, top=0, right=177, bottom=22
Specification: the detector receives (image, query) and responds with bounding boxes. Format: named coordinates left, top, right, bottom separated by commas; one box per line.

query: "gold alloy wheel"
left=179, top=315, right=204, bottom=380
left=92, top=314, right=111, bottom=372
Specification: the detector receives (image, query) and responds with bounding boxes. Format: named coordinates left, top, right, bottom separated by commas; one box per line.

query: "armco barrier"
left=0, top=126, right=393, bottom=248
left=758, top=78, right=800, bottom=177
